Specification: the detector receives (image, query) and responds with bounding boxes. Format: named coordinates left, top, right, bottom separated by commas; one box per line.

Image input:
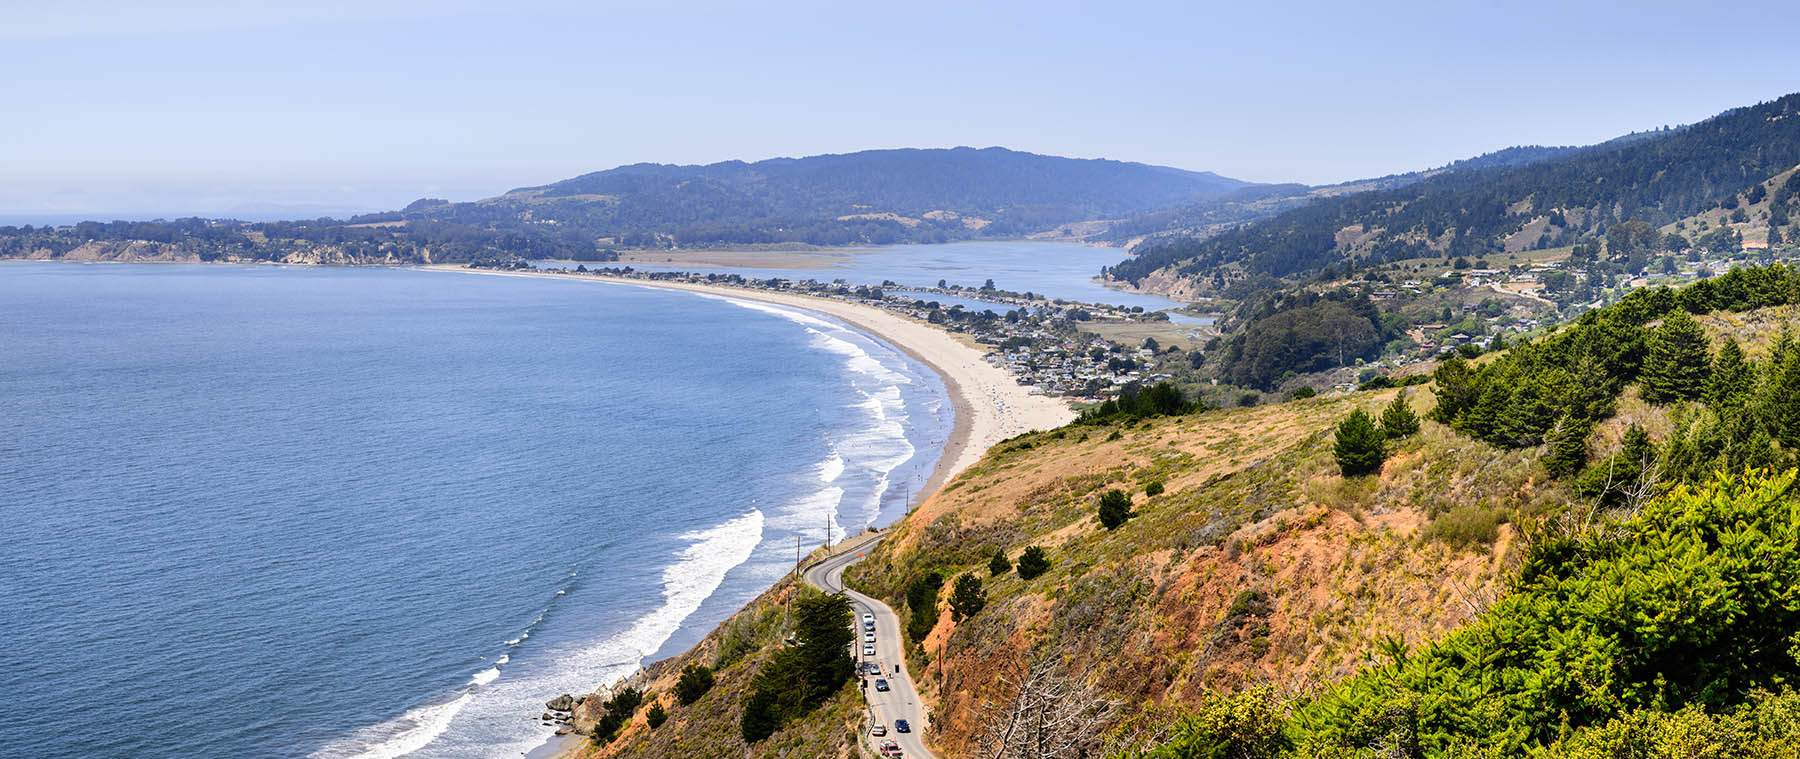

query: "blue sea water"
left=0, top=263, right=950, bottom=758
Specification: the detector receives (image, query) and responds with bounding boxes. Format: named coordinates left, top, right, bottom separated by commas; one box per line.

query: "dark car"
left=874, top=678, right=890, bottom=692
left=894, top=718, right=910, bottom=733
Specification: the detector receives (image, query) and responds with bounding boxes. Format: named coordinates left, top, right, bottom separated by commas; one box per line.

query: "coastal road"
left=804, top=534, right=937, bottom=759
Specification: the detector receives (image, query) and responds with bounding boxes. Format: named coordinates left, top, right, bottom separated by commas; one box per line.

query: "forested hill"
left=387, top=147, right=1253, bottom=247
left=1113, top=92, right=1800, bottom=288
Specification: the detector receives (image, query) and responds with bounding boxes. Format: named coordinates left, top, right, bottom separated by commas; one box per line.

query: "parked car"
left=874, top=678, right=890, bottom=692
left=864, top=631, right=876, bottom=643
left=864, top=644, right=876, bottom=656
left=895, top=718, right=910, bottom=733
left=870, top=723, right=887, bottom=736
left=864, top=619, right=876, bottom=631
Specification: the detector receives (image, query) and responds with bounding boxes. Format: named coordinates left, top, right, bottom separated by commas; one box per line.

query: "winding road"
left=804, top=533, right=938, bottom=759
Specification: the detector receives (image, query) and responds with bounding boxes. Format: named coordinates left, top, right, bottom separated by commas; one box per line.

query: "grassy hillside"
left=562, top=571, right=868, bottom=759
left=842, top=387, right=1558, bottom=756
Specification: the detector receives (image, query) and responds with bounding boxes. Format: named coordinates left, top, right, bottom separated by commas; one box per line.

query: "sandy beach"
left=422, top=264, right=1075, bottom=497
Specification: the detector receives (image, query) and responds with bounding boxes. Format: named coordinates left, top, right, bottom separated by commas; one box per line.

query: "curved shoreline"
left=421, top=265, right=1075, bottom=505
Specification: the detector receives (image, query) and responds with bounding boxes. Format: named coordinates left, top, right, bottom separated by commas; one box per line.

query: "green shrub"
left=675, top=663, right=713, bottom=705
left=988, top=549, right=1012, bottom=577
left=1017, top=546, right=1051, bottom=580
left=1421, top=503, right=1502, bottom=548
left=1098, top=489, right=1135, bottom=529
left=645, top=702, right=666, bottom=729
left=1145, top=481, right=1165, bottom=497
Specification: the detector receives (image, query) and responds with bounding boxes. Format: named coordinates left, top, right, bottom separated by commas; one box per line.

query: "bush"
left=1289, top=386, right=1317, bottom=400
left=1098, top=489, right=1135, bottom=529
left=1332, top=408, right=1386, bottom=477
left=987, top=549, right=1012, bottom=577
left=1421, top=503, right=1502, bottom=547
left=1016, top=546, right=1051, bottom=580
left=1145, top=481, right=1165, bottom=497
left=675, top=663, right=714, bottom=705
left=645, top=702, right=666, bottom=729
left=1294, top=470, right=1800, bottom=755
left=1237, top=391, right=1260, bottom=407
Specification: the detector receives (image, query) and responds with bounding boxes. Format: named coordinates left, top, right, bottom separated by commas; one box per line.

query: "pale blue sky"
left=4, top=0, right=1797, bottom=219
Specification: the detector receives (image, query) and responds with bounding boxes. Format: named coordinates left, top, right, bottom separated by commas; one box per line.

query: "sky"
left=4, top=0, right=1798, bottom=220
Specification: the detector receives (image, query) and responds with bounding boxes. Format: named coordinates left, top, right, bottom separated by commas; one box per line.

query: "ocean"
left=0, top=263, right=950, bottom=758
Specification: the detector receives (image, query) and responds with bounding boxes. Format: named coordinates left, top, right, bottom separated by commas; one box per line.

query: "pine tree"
left=987, top=549, right=1012, bottom=577
left=1705, top=337, right=1753, bottom=409
left=1016, top=546, right=1051, bottom=580
left=1334, top=408, right=1386, bottom=477
left=1543, top=413, right=1592, bottom=479
left=949, top=573, right=985, bottom=622
left=1768, top=348, right=1800, bottom=451
left=1639, top=310, right=1712, bottom=404
left=1379, top=391, right=1420, bottom=439
left=1097, top=489, right=1134, bottom=529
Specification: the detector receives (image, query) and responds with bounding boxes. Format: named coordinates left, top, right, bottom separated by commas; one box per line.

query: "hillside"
left=376, top=147, right=1254, bottom=248
left=0, top=147, right=1254, bottom=263
left=1095, top=144, right=1593, bottom=247
left=1112, top=93, right=1800, bottom=293
left=583, top=265, right=1800, bottom=759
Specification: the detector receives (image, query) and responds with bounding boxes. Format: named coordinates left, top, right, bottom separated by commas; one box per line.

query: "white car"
left=864, top=631, right=876, bottom=643
left=863, top=644, right=876, bottom=656
left=862, top=613, right=874, bottom=623
left=870, top=723, right=887, bottom=736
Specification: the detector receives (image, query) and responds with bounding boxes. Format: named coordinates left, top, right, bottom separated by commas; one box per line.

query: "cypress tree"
left=1639, top=310, right=1712, bottom=404
left=1334, top=408, right=1387, bottom=477
left=1543, top=414, right=1592, bottom=479
left=1705, top=337, right=1752, bottom=409
left=1379, top=391, right=1420, bottom=439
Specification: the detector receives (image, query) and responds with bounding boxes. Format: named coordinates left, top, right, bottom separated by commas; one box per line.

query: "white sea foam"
left=308, top=693, right=472, bottom=759
left=819, top=450, right=845, bottom=483
left=494, top=654, right=509, bottom=666
left=312, top=508, right=768, bottom=759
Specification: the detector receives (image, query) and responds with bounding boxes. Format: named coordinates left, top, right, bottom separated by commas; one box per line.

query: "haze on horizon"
left=5, top=0, right=1797, bottom=222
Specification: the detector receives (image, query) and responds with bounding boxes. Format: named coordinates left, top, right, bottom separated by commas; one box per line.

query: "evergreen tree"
left=1334, top=408, right=1387, bottom=477
left=1639, top=310, right=1712, bottom=404
left=1097, top=489, right=1134, bottom=529
left=1379, top=391, right=1420, bottom=439
left=646, top=702, right=667, bottom=729
left=1016, top=546, right=1051, bottom=580
left=1543, top=414, right=1592, bottom=479
left=1767, top=347, right=1800, bottom=451
left=675, top=664, right=714, bottom=705
left=987, top=549, right=1012, bottom=577
left=949, top=573, right=985, bottom=622
left=1704, top=337, right=1753, bottom=409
